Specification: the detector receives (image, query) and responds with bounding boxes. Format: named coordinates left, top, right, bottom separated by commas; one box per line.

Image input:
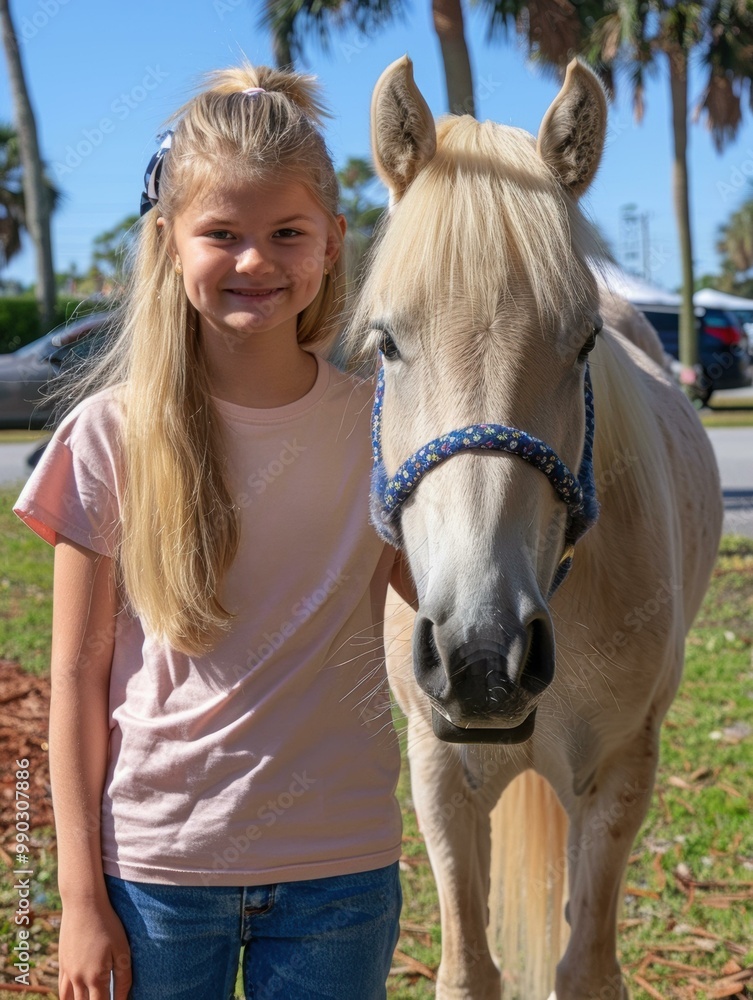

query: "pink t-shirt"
left=14, top=355, right=402, bottom=886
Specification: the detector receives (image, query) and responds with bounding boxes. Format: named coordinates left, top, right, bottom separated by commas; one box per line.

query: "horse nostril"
left=413, top=615, right=446, bottom=698
left=519, top=617, right=555, bottom=695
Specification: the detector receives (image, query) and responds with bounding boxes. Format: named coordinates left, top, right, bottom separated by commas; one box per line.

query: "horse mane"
left=351, top=115, right=599, bottom=353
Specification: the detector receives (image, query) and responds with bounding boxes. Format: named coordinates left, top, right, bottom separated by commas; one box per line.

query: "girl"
left=15, top=64, right=414, bottom=1000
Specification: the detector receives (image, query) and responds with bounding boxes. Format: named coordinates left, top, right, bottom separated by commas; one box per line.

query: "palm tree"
left=577, top=1, right=753, bottom=369
left=0, top=0, right=56, bottom=324
left=91, top=213, right=140, bottom=287
left=260, top=0, right=476, bottom=116
left=0, top=124, right=24, bottom=267
left=337, top=156, right=385, bottom=282
left=478, top=0, right=607, bottom=76
left=716, top=194, right=753, bottom=293
left=0, top=123, right=60, bottom=271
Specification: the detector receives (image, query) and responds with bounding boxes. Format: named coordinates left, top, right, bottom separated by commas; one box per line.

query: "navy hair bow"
left=139, top=131, right=173, bottom=217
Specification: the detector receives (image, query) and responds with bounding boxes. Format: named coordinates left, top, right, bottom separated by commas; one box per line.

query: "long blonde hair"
left=82, top=64, right=344, bottom=655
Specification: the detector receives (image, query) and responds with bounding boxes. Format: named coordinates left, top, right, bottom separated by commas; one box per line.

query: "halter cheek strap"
left=370, top=364, right=599, bottom=596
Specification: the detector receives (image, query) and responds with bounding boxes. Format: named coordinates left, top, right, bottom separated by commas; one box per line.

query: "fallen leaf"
left=668, top=775, right=694, bottom=790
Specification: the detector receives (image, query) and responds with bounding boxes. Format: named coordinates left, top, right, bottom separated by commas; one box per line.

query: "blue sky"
left=1, top=0, right=752, bottom=293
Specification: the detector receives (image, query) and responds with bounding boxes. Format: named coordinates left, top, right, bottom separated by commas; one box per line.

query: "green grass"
left=0, top=488, right=751, bottom=999
left=0, top=430, right=48, bottom=443
left=701, top=407, right=753, bottom=427
left=0, top=488, right=54, bottom=674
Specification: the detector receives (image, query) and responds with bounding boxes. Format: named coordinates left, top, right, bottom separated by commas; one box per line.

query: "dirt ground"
left=0, top=660, right=57, bottom=996
left=0, top=660, right=53, bottom=836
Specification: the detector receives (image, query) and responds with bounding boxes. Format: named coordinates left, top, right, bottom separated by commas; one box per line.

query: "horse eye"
left=578, top=317, right=602, bottom=362
left=378, top=330, right=401, bottom=361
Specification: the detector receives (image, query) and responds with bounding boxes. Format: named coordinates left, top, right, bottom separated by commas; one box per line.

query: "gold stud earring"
left=175, top=260, right=183, bottom=276
left=323, top=266, right=330, bottom=276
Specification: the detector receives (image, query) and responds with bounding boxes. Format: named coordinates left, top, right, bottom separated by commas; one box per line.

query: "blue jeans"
left=104, top=864, right=401, bottom=1000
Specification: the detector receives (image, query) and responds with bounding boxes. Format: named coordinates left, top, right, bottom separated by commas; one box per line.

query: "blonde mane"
left=353, top=116, right=599, bottom=349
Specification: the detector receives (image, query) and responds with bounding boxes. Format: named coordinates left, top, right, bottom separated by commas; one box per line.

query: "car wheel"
left=26, top=438, right=50, bottom=468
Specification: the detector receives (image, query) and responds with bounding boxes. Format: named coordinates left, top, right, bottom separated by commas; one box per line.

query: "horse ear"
left=371, top=55, right=437, bottom=203
left=537, top=59, right=607, bottom=200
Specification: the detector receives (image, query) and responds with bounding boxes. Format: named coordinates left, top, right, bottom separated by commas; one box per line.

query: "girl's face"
left=168, top=177, right=343, bottom=352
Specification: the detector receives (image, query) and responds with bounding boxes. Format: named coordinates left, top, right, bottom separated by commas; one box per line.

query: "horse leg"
left=553, top=712, right=661, bottom=1000
left=405, top=718, right=518, bottom=1000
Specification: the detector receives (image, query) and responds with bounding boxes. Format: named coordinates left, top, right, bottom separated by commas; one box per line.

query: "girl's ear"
left=537, top=59, right=607, bottom=200
left=371, top=55, right=436, bottom=204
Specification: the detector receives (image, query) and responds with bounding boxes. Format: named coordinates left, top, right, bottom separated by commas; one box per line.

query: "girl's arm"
left=389, top=551, right=418, bottom=609
left=50, top=539, right=131, bottom=1000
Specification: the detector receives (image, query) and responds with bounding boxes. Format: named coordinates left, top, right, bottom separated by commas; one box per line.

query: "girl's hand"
left=58, top=899, right=132, bottom=1000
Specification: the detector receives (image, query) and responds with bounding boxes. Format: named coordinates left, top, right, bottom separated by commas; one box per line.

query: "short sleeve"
left=13, top=391, right=123, bottom=556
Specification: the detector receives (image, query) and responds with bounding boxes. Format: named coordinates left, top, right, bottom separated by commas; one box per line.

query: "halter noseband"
left=370, top=363, right=599, bottom=596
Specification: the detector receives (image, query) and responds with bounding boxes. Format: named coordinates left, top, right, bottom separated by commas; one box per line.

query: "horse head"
left=356, top=57, right=609, bottom=743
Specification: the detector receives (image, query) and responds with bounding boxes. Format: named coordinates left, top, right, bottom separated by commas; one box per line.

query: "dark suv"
left=0, top=311, right=114, bottom=430
left=640, top=306, right=751, bottom=403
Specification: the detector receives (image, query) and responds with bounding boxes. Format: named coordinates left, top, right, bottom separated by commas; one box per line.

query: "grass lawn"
left=0, top=431, right=47, bottom=444
left=701, top=408, right=753, bottom=428
left=0, top=487, right=751, bottom=999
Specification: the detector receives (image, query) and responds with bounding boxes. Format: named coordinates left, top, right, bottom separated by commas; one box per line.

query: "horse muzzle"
left=413, top=614, right=555, bottom=744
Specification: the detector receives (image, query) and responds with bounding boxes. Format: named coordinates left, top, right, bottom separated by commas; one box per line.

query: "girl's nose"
left=236, top=246, right=274, bottom=273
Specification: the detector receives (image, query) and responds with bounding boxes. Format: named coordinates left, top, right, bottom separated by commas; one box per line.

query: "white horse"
left=352, top=57, right=723, bottom=999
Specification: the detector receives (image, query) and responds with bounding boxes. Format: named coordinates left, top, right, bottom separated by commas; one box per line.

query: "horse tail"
left=488, top=770, right=569, bottom=999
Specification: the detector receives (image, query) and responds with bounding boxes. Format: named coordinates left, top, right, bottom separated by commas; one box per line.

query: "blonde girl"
left=15, top=65, right=413, bottom=1000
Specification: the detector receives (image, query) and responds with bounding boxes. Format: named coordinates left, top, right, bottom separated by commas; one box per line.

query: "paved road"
left=705, top=427, right=753, bottom=538
left=2, top=429, right=753, bottom=536
left=0, top=440, right=45, bottom=491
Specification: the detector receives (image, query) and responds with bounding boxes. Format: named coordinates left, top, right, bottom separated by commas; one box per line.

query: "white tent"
left=594, top=262, right=682, bottom=307
left=693, top=287, right=753, bottom=313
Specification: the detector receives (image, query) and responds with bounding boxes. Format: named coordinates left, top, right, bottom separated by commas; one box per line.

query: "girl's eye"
left=578, top=317, right=603, bottom=362
left=378, top=331, right=401, bottom=361
left=275, top=228, right=303, bottom=238
left=206, top=230, right=234, bottom=240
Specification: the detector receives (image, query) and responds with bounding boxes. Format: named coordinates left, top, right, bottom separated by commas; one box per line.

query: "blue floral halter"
left=370, top=362, right=599, bottom=595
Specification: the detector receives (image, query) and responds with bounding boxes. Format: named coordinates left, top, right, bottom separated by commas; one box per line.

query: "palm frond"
left=260, top=0, right=406, bottom=63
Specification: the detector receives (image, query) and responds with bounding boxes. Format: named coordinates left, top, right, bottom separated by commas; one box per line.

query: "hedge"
left=0, top=296, right=107, bottom=354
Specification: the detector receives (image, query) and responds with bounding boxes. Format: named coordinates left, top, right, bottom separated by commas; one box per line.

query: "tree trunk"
left=667, top=45, right=697, bottom=369
left=0, top=0, right=55, bottom=325
left=272, top=30, right=293, bottom=70
left=432, top=0, right=475, bottom=117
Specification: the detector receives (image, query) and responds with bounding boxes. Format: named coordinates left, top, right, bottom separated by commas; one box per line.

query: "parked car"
left=0, top=311, right=115, bottom=430
left=639, top=305, right=751, bottom=403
